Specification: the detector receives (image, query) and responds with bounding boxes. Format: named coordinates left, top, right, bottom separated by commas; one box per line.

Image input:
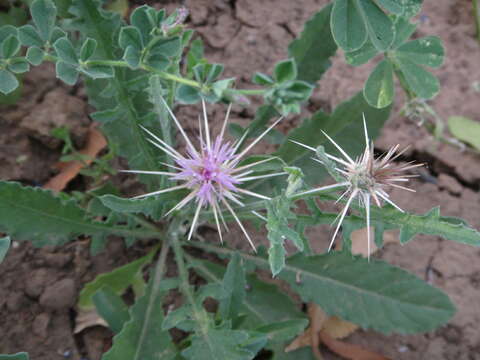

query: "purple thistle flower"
left=292, top=115, right=422, bottom=260
left=123, top=99, right=285, bottom=250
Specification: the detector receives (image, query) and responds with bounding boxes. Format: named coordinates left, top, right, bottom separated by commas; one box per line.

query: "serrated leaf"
left=79, top=249, right=157, bottom=309
left=357, top=0, right=395, bottom=51
left=0, top=69, right=19, bottom=94
left=448, top=116, right=480, bottom=151
left=364, top=59, right=394, bottom=108
left=289, top=3, right=337, bottom=83
left=0, top=181, right=156, bottom=249
left=395, top=56, right=440, bottom=99
left=26, top=46, right=44, bottom=65
left=0, top=236, right=10, bottom=263
left=198, top=244, right=455, bottom=334
left=92, top=286, right=130, bottom=333
left=8, top=59, right=30, bottom=74
left=396, top=36, right=444, bottom=68
left=55, top=60, right=79, bottom=85
left=103, top=268, right=177, bottom=360
left=0, top=353, right=29, bottom=360
left=80, top=38, right=97, bottom=61
left=370, top=206, right=480, bottom=246
left=2, top=35, right=20, bottom=58
left=18, top=25, right=43, bottom=47
left=31, top=0, right=57, bottom=41
left=53, top=37, right=78, bottom=65
left=274, top=59, right=297, bottom=83
left=331, top=0, right=367, bottom=52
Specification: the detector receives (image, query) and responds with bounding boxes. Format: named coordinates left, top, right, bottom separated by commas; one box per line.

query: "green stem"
left=235, top=89, right=266, bottom=96
left=141, top=64, right=202, bottom=88
left=170, top=225, right=210, bottom=333
left=474, top=0, right=480, bottom=45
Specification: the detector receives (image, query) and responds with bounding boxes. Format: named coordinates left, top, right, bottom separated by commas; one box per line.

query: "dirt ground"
left=1, top=0, right=480, bottom=359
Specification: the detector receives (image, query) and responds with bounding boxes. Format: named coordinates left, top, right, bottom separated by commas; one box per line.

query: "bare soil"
left=1, top=0, right=480, bottom=359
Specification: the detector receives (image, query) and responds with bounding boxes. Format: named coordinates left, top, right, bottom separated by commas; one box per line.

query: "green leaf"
left=448, top=116, right=480, bottom=151
left=274, top=59, right=297, bottom=83
left=256, top=319, right=309, bottom=344
left=196, top=244, right=455, bottom=335
left=0, top=236, right=10, bottom=263
left=53, top=37, right=78, bottom=65
left=103, top=269, right=177, bottom=360
left=252, top=72, right=275, bottom=86
left=18, top=25, right=43, bottom=47
left=144, top=52, right=169, bottom=71
left=345, top=40, right=378, bottom=66
left=0, top=181, right=155, bottom=249
left=26, top=46, right=44, bottom=65
left=119, top=26, right=143, bottom=51
left=80, top=38, right=97, bottom=61
left=357, top=0, right=395, bottom=51
left=92, top=286, right=130, bottom=333
left=2, top=35, right=20, bottom=58
left=149, top=37, right=182, bottom=58
left=266, top=197, right=303, bottom=276
left=130, top=5, right=156, bottom=45
left=395, top=57, right=440, bottom=99
left=8, top=59, right=30, bottom=74
left=79, top=249, right=157, bottom=309
left=331, top=0, right=367, bottom=52
left=391, top=17, right=417, bottom=49
left=30, top=0, right=57, bottom=42
left=176, top=84, right=201, bottom=104
left=123, top=46, right=141, bottom=69
left=377, top=0, right=403, bottom=14
left=401, top=0, right=423, bottom=18
left=364, top=59, right=394, bottom=108
left=0, top=353, right=29, bottom=360
left=396, top=36, right=444, bottom=68
left=0, top=25, right=18, bottom=44
left=182, top=329, right=256, bottom=360
left=0, top=69, right=19, bottom=94
left=81, top=64, right=114, bottom=79
left=55, top=61, right=79, bottom=85
left=219, top=253, right=246, bottom=320
left=100, top=194, right=174, bottom=221
left=370, top=206, right=480, bottom=246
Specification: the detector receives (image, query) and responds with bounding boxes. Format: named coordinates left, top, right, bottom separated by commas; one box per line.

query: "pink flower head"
left=123, top=100, right=285, bottom=249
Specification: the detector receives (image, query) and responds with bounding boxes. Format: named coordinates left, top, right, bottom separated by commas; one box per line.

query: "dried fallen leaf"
left=43, top=125, right=107, bottom=192
left=319, top=331, right=392, bottom=360
left=323, top=316, right=359, bottom=340
left=74, top=308, right=108, bottom=334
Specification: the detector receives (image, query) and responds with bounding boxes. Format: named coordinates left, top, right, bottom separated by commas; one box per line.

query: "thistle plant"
left=0, top=1, right=479, bottom=359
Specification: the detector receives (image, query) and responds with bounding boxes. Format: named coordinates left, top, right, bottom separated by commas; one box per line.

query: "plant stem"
left=150, top=239, right=171, bottom=296
left=170, top=225, right=210, bottom=332
left=474, top=0, right=480, bottom=44
left=235, top=89, right=266, bottom=96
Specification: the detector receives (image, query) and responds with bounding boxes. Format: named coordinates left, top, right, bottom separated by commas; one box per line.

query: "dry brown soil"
left=1, top=0, right=480, bottom=359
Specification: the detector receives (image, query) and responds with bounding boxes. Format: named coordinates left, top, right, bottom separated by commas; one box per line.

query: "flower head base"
left=292, top=115, right=422, bottom=259
left=124, top=99, right=284, bottom=250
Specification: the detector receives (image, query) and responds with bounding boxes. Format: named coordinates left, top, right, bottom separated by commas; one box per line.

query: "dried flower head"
left=292, top=116, right=422, bottom=259
left=123, top=99, right=284, bottom=249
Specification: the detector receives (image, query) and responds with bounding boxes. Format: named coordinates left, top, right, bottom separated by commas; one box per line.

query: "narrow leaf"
left=92, top=286, right=130, bottom=333
left=219, top=253, right=246, bottom=320
left=0, top=236, right=10, bottom=263
left=79, top=249, right=157, bottom=309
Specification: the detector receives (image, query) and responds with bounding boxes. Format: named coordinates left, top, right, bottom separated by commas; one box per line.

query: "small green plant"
left=0, top=1, right=478, bottom=359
